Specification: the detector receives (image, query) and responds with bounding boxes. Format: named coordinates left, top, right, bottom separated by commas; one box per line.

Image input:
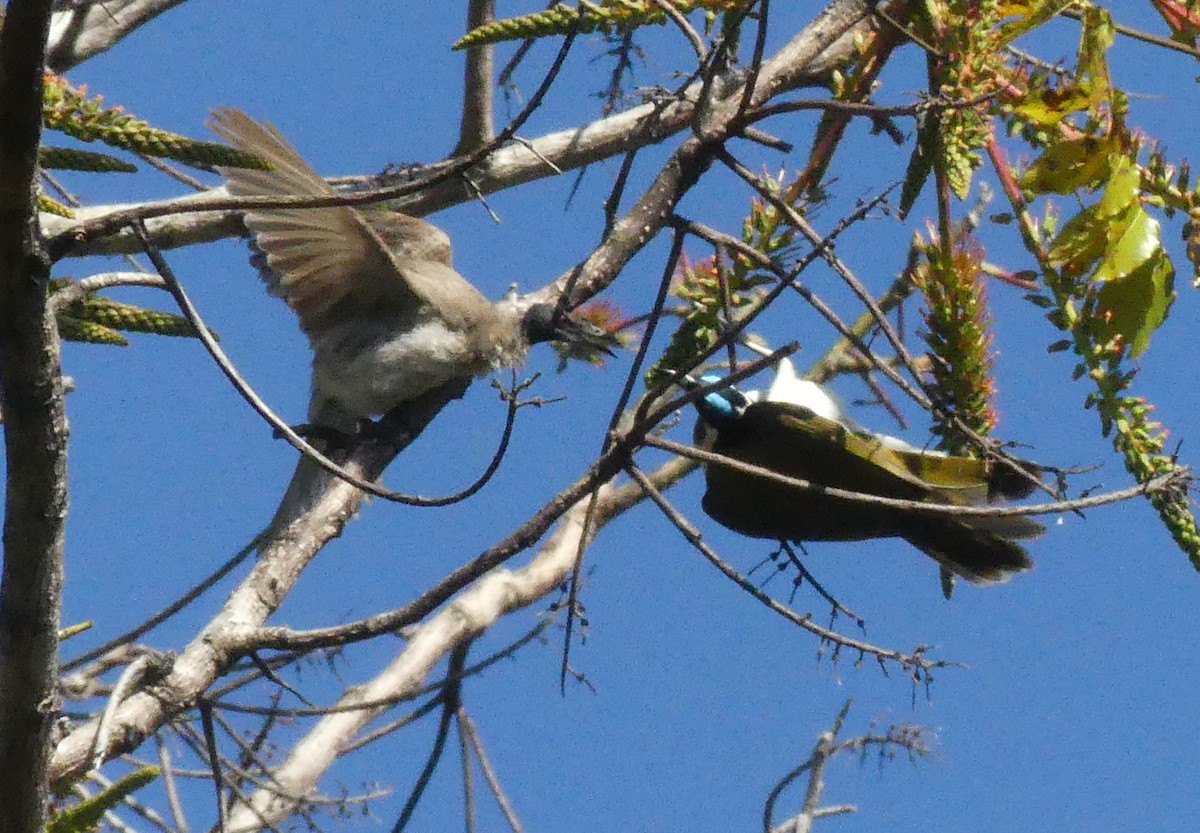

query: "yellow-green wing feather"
left=760, top=402, right=990, bottom=501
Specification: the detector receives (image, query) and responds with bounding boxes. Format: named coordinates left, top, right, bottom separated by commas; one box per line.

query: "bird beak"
left=552, top=313, right=620, bottom=358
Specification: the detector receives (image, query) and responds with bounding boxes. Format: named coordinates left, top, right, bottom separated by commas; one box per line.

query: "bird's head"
left=521, top=303, right=620, bottom=359
left=676, top=373, right=757, bottom=449
left=690, top=374, right=753, bottom=433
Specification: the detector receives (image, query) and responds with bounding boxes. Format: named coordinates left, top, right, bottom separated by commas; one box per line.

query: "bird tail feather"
left=958, top=513, right=1046, bottom=540
left=900, top=516, right=1034, bottom=586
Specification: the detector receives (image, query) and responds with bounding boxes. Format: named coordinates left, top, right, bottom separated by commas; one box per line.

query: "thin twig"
left=197, top=699, right=227, bottom=833
left=129, top=218, right=522, bottom=508
left=137, top=153, right=210, bottom=192
left=645, top=434, right=1180, bottom=519
left=651, top=0, right=707, bottom=61
left=1060, top=6, right=1200, bottom=60
left=63, top=537, right=256, bottom=672
left=155, top=733, right=190, bottom=833
left=456, top=706, right=477, bottom=833
left=460, top=711, right=526, bottom=833
left=625, top=463, right=944, bottom=670
left=48, top=271, right=167, bottom=310
left=391, top=643, right=470, bottom=833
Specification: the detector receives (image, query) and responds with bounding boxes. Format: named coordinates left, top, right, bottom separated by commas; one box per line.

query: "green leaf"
left=1095, top=156, right=1139, bottom=218
left=995, top=0, right=1078, bottom=47
left=1020, top=137, right=1112, bottom=194
left=1012, top=84, right=1094, bottom=127
left=48, top=767, right=160, bottom=833
left=1046, top=156, right=1151, bottom=281
left=1046, top=203, right=1106, bottom=278
left=898, top=117, right=938, bottom=219
left=1093, top=205, right=1160, bottom=283
left=1095, top=248, right=1175, bottom=356
left=1078, top=6, right=1116, bottom=81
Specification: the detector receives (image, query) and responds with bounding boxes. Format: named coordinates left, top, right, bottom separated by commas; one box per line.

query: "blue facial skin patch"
left=694, top=374, right=750, bottom=432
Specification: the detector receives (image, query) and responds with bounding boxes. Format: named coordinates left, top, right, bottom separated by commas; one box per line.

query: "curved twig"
left=644, top=434, right=1186, bottom=518
left=626, top=463, right=947, bottom=671
left=130, top=218, right=526, bottom=508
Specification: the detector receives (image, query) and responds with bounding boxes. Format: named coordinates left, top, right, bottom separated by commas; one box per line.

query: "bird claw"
left=273, top=422, right=357, bottom=449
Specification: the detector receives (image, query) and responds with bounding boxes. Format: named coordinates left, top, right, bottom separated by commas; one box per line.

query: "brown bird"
left=210, top=107, right=612, bottom=431
left=209, top=108, right=614, bottom=524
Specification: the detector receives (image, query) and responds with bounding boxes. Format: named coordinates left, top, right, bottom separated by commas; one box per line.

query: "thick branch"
left=223, top=459, right=675, bottom=830
left=46, top=379, right=467, bottom=783
left=0, top=2, right=67, bottom=831
left=46, top=0, right=186, bottom=72
left=44, top=6, right=872, bottom=261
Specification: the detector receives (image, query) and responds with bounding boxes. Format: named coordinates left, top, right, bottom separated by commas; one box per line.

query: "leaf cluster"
left=47, top=768, right=159, bottom=833
left=51, top=280, right=213, bottom=347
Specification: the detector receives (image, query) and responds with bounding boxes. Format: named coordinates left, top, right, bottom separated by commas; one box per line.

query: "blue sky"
left=47, top=4, right=1200, bottom=832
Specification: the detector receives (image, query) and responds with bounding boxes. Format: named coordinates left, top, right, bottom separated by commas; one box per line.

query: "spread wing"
left=209, top=107, right=479, bottom=333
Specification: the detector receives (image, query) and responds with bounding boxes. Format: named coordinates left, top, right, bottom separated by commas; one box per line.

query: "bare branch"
left=0, top=4, right=68, bottom=831
left=47, top=0, right=185, bottom=71
left=45, top=6, right=872, bottom=262
left=459, top=711, right=525, bottom=833
left=48, top=271, right=166, bottom=310
left=223, top=480, right=611, bottom=827
left=155, top=733, right=191, bottom=833
left=454, top=0, right=496, bottom=156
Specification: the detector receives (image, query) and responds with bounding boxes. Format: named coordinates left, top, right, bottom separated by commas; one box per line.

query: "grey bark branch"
left=223, top=463, right=672, bottom=830
left=46, top=379, right=468, bottom=784
left=453, top=0, right=496, bottom=156
left=42, top=5, right=870, bottom=261
left=41, top=94, right=708, bottom=258
left=46, top=0, right=187, bottom=72
left=0, top=2, right=68, bottom=832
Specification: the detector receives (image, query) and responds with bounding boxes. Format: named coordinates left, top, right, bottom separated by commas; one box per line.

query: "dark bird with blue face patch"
left=691, top=363, right=1043, bottom=587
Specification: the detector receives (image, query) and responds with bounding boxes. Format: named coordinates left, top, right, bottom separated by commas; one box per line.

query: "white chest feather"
left=309, top=309, right=530, bottom=419
left=312, top=317, right=472, bottom=418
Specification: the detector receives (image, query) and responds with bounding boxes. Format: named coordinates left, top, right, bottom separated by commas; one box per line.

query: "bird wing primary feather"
left=755, top=402, right=988, bottom=500
left=209, top=107, right=488, bottom=334
left=756, top=358, right=1042, bottom=504
left=734, top=401, right=1044, bottom=541
left=765, top=403, right=1043, bottom=534
left=704, top=402, right=1039, bottom=583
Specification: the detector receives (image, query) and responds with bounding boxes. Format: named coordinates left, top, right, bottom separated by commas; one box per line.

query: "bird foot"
left=351, top=418, right=402, bottom=442
left=273, top=422, right=357, bottom=449
left=776, top=541, right=866, bottom=629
